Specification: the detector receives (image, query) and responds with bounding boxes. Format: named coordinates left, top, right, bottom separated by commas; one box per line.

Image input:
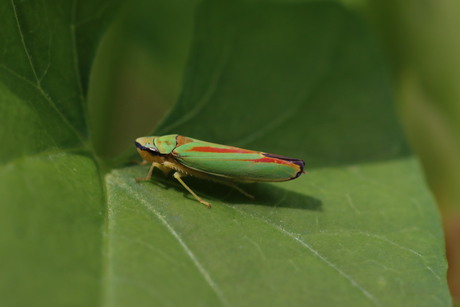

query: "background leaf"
left=156, top=1, right=409, bottom=167
left=88, top=0, right=199, bottom=159
left=370, top=1, right=460, bottom=299
left=0, top=0, right=451, bottom=306
left=0, top=0, right=120, bottom=306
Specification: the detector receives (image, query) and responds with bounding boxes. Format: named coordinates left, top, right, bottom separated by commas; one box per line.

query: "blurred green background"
left=90, top=0, right=460, bottom=302
left=368, top=1, right=460, bottom=301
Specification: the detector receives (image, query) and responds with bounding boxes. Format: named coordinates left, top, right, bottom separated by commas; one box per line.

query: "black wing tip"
left=292, top=160, right=306, bottom=179
left=262, top=153, right=306, bottom=179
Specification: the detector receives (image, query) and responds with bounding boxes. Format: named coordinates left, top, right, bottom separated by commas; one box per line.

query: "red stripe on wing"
left=245, top=156, right=305, bottom=174
left=242, top=157, right=293, bottom=166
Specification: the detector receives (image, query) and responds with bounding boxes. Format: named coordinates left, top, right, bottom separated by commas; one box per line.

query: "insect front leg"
left=172, top=172, right=211, bottom=208
left=135, top=162, right=163, bottom=182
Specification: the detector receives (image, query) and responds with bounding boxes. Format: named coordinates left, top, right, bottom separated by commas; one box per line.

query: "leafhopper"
left=135, top=134, right=305, bottom=208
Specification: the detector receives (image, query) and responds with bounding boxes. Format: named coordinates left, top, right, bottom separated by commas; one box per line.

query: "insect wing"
left=172, top=140, right=304, bottom=182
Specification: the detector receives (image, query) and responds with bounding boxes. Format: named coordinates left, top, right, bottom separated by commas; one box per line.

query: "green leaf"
left=108, top=1, right=450, bottom=306
left=0, top=153, right=104, bottom=306
left=0, top=0, right=120, bottom=306
left=0, top=1, right=451, bottom=307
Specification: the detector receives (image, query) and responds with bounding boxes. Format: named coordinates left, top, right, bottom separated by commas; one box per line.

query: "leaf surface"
left=0, top=0, right=120, bottom=306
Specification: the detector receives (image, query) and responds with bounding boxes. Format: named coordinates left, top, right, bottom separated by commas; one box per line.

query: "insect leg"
left=224, top=182, right=255, bottom=199
left=135, top=162, right=162, bottom=182
left=207, top=178, right=254, bottom=199
left=173, top=172, right=211, bottom=208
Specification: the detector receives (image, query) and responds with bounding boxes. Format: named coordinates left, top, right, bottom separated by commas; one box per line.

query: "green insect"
left=135, top=134, right=305, bottom=208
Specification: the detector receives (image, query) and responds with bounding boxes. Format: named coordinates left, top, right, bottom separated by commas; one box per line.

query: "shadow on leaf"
left=145, top=170, right=322, bottom=211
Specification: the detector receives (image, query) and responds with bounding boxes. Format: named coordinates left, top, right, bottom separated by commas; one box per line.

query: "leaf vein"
left=11, top=0, right=39, bottom=82
left=70, top=0, right=87, bottom=108
left=229, top=206, right=383, bottom=307
left=115, top=178, right=231, bottom=307
left=8, top=0, right=86, bottom=145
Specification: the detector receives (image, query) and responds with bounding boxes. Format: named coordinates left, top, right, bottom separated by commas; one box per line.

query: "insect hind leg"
left=173, top=172, right=211, bottom=208
left=221, top=181, right=254, bottom=199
